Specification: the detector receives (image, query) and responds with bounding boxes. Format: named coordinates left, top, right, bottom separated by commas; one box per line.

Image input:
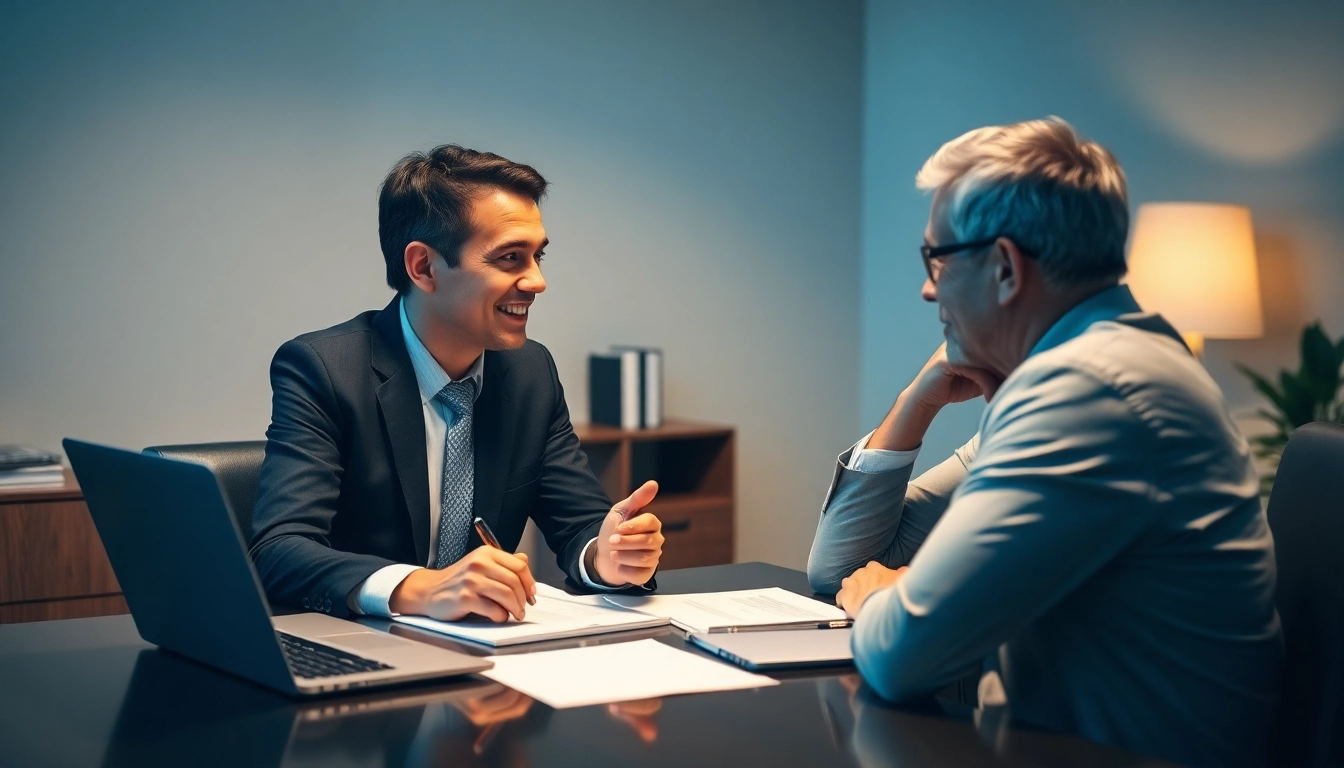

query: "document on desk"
left=479, top=638, right=778, bottom=708
left=394, top=584, right=669, bottom=647
left=603, top=588, right=850, bottom=633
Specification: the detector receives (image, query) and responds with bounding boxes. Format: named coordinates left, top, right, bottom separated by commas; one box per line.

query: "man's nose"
left=519, top=260, right=546, bottom=294
left=921, top=277, right=937, bottom=302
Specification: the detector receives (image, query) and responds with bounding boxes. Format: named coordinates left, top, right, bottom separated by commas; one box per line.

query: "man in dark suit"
left=250, top=145, right=664, bottom=621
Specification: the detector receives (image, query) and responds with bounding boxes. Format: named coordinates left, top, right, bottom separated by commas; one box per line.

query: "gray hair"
left=916, top=117, right=1129, bottom=286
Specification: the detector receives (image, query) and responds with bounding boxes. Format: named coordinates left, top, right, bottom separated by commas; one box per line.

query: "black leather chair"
left=142, top=441, right=267, bottom=539
left=1266, top=421, right=1344, bottom=767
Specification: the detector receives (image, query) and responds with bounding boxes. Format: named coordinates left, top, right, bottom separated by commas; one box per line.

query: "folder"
left=589, top=347, right=663, bottom=429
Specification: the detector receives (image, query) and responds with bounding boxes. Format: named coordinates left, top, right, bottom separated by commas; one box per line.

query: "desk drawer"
left=0, top=498, right=121, bottom=604
left=647, top=497, right=733, bottom=569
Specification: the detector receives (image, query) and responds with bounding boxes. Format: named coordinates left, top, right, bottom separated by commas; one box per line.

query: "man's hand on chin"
left=592, top=480, right=663, bottom=587
left=837, top=562, right=908, bottom=618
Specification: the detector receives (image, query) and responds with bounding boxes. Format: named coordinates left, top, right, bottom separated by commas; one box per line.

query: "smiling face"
left=422, top=188, right=548, bottom=360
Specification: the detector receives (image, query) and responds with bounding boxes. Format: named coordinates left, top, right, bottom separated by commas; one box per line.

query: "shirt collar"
left=1028, top=283, right=1185, bottom=359
left=399, top=299, right=484, bottom=404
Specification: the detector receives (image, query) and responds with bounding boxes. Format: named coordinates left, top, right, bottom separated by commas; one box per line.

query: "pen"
left=473, top=516, right=503, bottom=549
left=473, top=516, right=535, bottom=605
left=710, top=619, right=853, bottom=634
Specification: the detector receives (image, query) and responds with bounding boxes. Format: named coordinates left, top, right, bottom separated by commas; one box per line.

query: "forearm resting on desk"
left=807, top=439, right=974, bottom=594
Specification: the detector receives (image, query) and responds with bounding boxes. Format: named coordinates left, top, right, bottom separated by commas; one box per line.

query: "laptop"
left=688, top=628, right=854, bottom=671
left=63, top=438, right=492, bottom=697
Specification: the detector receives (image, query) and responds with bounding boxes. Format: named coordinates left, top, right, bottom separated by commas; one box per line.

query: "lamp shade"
left=1126, top=202, right=1264, bottom=339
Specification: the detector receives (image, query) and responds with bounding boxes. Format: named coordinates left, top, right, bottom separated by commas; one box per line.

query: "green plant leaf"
left=1279, top=371, right=1317, bottom=426
left=1300, top=323, right=1341, bottom=401
left=1236, top=363, right=1290, bottom=415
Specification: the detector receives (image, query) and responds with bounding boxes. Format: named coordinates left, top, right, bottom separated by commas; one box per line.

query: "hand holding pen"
left=387, top=518, right=537, bottom=621
left=475, top=516, right=536, bottom=606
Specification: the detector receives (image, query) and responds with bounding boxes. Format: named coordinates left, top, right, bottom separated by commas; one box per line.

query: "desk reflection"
left=816, top=675, right=1174, bottom=768
left=103, top=649, right=545, bottom=768
left=606, top=698, right=663, bottom=743
left=100, top=647, right=1167, bottom=768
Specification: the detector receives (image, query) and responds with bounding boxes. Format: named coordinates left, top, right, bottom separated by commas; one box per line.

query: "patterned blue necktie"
left=433, top=379, right=476, bottom=568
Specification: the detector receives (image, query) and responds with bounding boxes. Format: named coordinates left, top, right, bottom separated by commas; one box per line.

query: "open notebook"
left=603, top=588, right=850, bottom=634
left=393, top=583, right=669, bottom=647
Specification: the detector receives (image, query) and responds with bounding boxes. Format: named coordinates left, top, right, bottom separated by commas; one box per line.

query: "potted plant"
left=1237, top=323, right=1344, bottom=494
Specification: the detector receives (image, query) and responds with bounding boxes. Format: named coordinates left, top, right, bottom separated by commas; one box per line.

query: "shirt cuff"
left=577, top=537, right=624, bottom=592
left=846, top=430, right=920, bottom=474
left=349, top=564, right=423, bottom=617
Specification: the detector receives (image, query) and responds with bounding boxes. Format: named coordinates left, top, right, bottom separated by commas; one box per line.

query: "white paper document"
left=479, top=638, right=778, bottom=708
left=603, top=588, right=849, bottom=633
left=394, top=584, right=669, bottom=647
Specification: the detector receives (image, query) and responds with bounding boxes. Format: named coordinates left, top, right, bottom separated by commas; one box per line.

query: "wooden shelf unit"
left=0, top=469, right=127, bottom=624
left=0, top=420, right=736, bottom=623
left=573, top=420, right=735, bottom=570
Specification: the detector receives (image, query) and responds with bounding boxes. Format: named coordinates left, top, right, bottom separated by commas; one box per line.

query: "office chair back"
left=1266, top=421, right=1344, bottom=767
left=142, top=441, right=267, bottom=539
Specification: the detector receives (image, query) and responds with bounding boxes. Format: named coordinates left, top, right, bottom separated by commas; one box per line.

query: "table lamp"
left=1125, top=202, right=1264, bottom=359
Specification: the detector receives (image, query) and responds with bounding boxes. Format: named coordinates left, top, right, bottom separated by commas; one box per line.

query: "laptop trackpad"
left=321, top=632, right=410, bottom=651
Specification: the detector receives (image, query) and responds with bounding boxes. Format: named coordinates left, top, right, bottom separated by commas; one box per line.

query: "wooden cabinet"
left=573, top=420, right=735, bottom=569
left=0, top=471, right=127, bottom=624
left=0, top=420, right=735, bottom=623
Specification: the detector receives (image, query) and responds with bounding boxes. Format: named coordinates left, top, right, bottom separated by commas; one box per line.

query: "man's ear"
left=994, top=237, right=1028, bottom=307
left=404, top=242, right=438, bottom=294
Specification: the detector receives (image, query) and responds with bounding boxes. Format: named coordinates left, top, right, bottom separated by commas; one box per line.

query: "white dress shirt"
left=846, top=431, right=919, bottom=474
left=348, top=303, right=614, bottom=615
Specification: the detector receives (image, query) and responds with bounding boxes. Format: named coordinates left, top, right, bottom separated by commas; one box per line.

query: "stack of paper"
left=480, top=638, right=777, bottom=708
left=604, top=587, right=850, bottom=633
left=0, top=445, right=64, bottom=488
left=394, top=584, right=669, bottom=647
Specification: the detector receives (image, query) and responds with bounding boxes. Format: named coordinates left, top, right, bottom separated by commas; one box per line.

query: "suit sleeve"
left=852, top=367, right=1158, bottom=701
left=249, top=339, right=398, bottom=617
left=528, top=346, right=651, bottom=592
left=807, top=437, right=978, bottom=594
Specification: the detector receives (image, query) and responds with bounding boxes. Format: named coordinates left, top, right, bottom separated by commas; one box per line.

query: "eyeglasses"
left=920, top=237, right=1000, bottom=284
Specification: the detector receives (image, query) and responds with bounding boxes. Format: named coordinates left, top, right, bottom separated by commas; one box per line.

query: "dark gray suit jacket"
left=249, top=297, right=618, bottom=617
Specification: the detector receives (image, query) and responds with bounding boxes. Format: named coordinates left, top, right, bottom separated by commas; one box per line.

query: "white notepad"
left=603, top=587, right=849, bottom=633
left=394, top=584, right=669, bottom=647
left=480, top=638, right=778, bottom=708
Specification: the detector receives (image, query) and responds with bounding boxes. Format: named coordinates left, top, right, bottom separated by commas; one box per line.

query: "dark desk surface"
left=0, top=562, right=1172, bottom=768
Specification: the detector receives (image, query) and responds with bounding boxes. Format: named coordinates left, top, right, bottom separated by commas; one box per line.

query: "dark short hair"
left=378, top=145, right=548, bottom=293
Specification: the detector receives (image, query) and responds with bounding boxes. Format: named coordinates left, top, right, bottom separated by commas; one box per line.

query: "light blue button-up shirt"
left=808, top=285, right=1282, bottom=768
left=349, top=302, right=613, bottom=615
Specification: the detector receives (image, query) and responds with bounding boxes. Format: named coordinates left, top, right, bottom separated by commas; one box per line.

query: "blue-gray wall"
left=862, top=0, right=1344, bottom=472
left=0, top=1, right=863, bottom=568
left=7, top=0, right=1338, bottom=568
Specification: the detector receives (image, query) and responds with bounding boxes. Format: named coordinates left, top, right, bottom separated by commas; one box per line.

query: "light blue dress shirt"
left=349, top=303, right=614, bottom=615
left=808, top=285, right=1281, bottom=768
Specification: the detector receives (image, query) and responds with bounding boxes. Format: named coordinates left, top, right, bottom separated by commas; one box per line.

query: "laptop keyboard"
left=278, top=632, right=395, bottom=679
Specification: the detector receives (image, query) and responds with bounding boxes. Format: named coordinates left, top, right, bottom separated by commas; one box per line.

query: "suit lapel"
left=473, top=350, right=516, bottom=545
left=371, top=297, right=432, bottom=566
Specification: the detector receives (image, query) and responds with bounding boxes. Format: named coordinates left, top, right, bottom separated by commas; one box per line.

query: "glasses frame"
left=920, top=236, right=1032, bottom=283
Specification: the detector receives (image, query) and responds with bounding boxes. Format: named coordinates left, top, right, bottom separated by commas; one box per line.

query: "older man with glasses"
left=807, top=118, right=1280, bottom=768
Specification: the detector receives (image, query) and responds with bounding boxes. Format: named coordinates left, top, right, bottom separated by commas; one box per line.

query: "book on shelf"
left=589, top=346, right=662, bottom=430
left=0, top=445, right=64, bottom=487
